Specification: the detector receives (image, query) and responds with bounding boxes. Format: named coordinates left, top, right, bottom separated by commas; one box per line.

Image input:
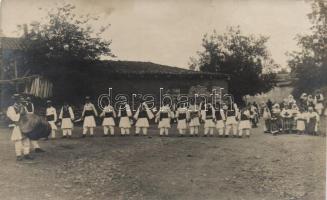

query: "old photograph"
left=0, top=0, right=326, bottom=199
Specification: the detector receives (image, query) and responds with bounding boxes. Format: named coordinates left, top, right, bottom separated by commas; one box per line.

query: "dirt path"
left=0, top=122, right=325, bottom=200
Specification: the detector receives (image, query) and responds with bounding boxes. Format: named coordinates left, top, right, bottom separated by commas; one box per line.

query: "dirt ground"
left=0, top=120, right=325, bottom=200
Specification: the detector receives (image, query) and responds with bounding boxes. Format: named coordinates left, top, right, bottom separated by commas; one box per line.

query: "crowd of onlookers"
left=259, top=90, right=324, bottom=136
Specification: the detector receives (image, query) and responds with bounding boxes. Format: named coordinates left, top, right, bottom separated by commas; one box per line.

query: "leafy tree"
left=17, top=3, right=114, bottom=102
left=287, top=0, right=327, bottom=97
left=190, top=26, right=277, bottom=103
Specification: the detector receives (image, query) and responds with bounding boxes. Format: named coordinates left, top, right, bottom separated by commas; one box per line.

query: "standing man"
left=134, top=102, right=154, bottom=136
left=7, top=94, right=33, bottom=161
left=314, top=90, right=324, bottom=115
left=59, top=102, right=75, bottom=138
left=46, top=100, right=58, bottom=139
left=82, top=96, right=98, bottom=137
left=22, top=96, right=45, bottom=153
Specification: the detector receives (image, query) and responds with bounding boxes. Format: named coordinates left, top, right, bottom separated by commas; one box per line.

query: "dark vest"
left=215, top=110, right=223, bottom=120
left=139, top=110, right=147, bottom=118
left=62, top=107, right=71, bottom=118
left=178, top=112, right=186, bottom=120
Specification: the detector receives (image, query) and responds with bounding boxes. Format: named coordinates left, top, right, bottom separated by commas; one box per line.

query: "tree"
left=287, top=0, right=327, bottom=97
left=190, top=26, right=277, bottom=103
left=17, top=3, right=115, bottom=102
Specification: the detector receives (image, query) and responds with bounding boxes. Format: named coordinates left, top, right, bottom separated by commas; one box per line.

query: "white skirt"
left=189, top=117, right=200, bottom=127
left=135, top=118, right=149, bottom=128
left=61, top=118, right=73, bottom=129
left=83, top=116, right=96, bottom=128
left=216, top=120, right=225, bottom=129
left=119, top=117, right=131, bottom=128
left=158, top=118, right=171, bottom=128
left=226, top=116, right=238, bottom=125
left=296, top=120, right=306, bottom=131
left=11, top=126, right=23, bottom=141
left=48, top=121, right=57, bottom=130
left=102, top=117, right=115, bottom=126
left=239, top=120, right=251, bottom=130
left=177, top=119, right=187, bottom=129
left=204, top=119, right=215, bottom=128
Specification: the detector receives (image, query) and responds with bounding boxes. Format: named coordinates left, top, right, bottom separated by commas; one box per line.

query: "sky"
left=1, top=0, right=312, bottom=69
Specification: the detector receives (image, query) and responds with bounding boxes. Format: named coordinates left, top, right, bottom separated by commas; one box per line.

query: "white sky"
left=1, top=0, right=312, bottom=69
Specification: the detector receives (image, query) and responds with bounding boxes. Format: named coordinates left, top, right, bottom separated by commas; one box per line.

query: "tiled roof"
left=0, top=37, right=23, bottom=50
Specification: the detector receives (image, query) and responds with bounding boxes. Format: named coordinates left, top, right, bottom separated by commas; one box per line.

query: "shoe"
left=62, top=136, right=67, bottom=139
left=81, top=135, right=86, bottom=138
left=16, top=156, right=23, bottom=161
left=103, top=135, right=108, bottom=137
left=225, top=135, right=229, bottom=138
left=24, top=155, right=34, bottom=160
left=35, top=148, right=45, bottom=153
left=203, top=135, right=207, bottom=137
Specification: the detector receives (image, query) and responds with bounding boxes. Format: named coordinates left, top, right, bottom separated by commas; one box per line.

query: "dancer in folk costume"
left=176, top=103, right=189, bottom=136
left=262, top=103, right=271, bottom=133
left=59, top=102, right=75, bottom=138
left=134, top=102, right=154, bottom=136
left=118, top=102, right=132, bottom=136
left=46, top=100, right=58, bottom=139
left=7, top=94, right=33, bottom=161
left=81, top=96, right=98, bottom=137
left=188, top=103, right=201, bottom=136
left=202, top=103, right=216, bottom=137
left=291, top=104, right=300, bottom=133
left=314, top=90, right=324, bottom=115
left=224, top=102, right=239, bottom=137
left=22, top=96, right=45, bottom=153
left=306, top=106, right=320, bottom=135
left=280, top=104, right=293, bottom=134
left=238, top=105, right=252, bottom=138
left=214, top=102, right=226, bottom=137
left=270, top=103, right=281, bottom=135
left=249, top=103, right=259, bottom=128
left=156, top=103, right=173, bottom=136
left=100, top=101, right=116, bottom=136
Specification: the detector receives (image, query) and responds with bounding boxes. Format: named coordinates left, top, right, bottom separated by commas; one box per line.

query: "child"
left=314, top=90, right=324, bottom=115
left=295, top=109, right=306, bottom=134
left=225, top=103, right=239, bottom=137
left=306, top=106, right=320, bottom=135
left=262, top=103, right=271, bottom=133
left=156, top=103, right=172, bottom=136
left=270, top=103, right=281, bottom=135
left=188, top=103, right=201, bottom=137
left=46, top=100, right=58, bottom=139
left=176, top=103, right=188, bottom=137
left=59, top=102, right=75, bottom=138
left=238, top=106, right=252, bottom=138
left=280, top=105, right=293, bottom=134
left=100, top=101, right=116, bottom=136
left=134, top=102, right=154, bottom=136
left=203, top=103, right=215, bottom=137
left=118, top=102, right=132, bottom=136
left=81, top=96, right=98, bottom=137
left=214, top=103, right=225, bottom=137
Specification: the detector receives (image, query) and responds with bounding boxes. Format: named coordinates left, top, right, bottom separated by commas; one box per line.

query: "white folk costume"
left=262, top=106, right=271, bottom=133
left=224, top=103, right=239, bottom=137
left=155, top=105, right=172, bottom=136
left=7, top=103, right=31, bottom=159
left=82, top=102, right=98, bottom=136
left=270, top=104, right=281, bottom=135
left=134, top=103, right=154, bottom=136
left=214, top=107, right=226, bottom=136
left=203, top=104, right=215, bottom=136
left=59, top=105, right=75, bottom=137
left=118, top=104, right=132, bottom=135
left=306, top=110, right=320, bottom=135
left=280, top=107, right=293, bottom=133
left=238, top=109, right=251, bottom=137
left=176, top=106, right=189, bottom=136
left=188, top=105, right=201, bottom=136
left=295, top=112, right=306, bottom=133
left=100, top=105, right=116, bottom=136
left=314, top=93, right=324, bottom=115
left=46, top=106, right=58, bottom=138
